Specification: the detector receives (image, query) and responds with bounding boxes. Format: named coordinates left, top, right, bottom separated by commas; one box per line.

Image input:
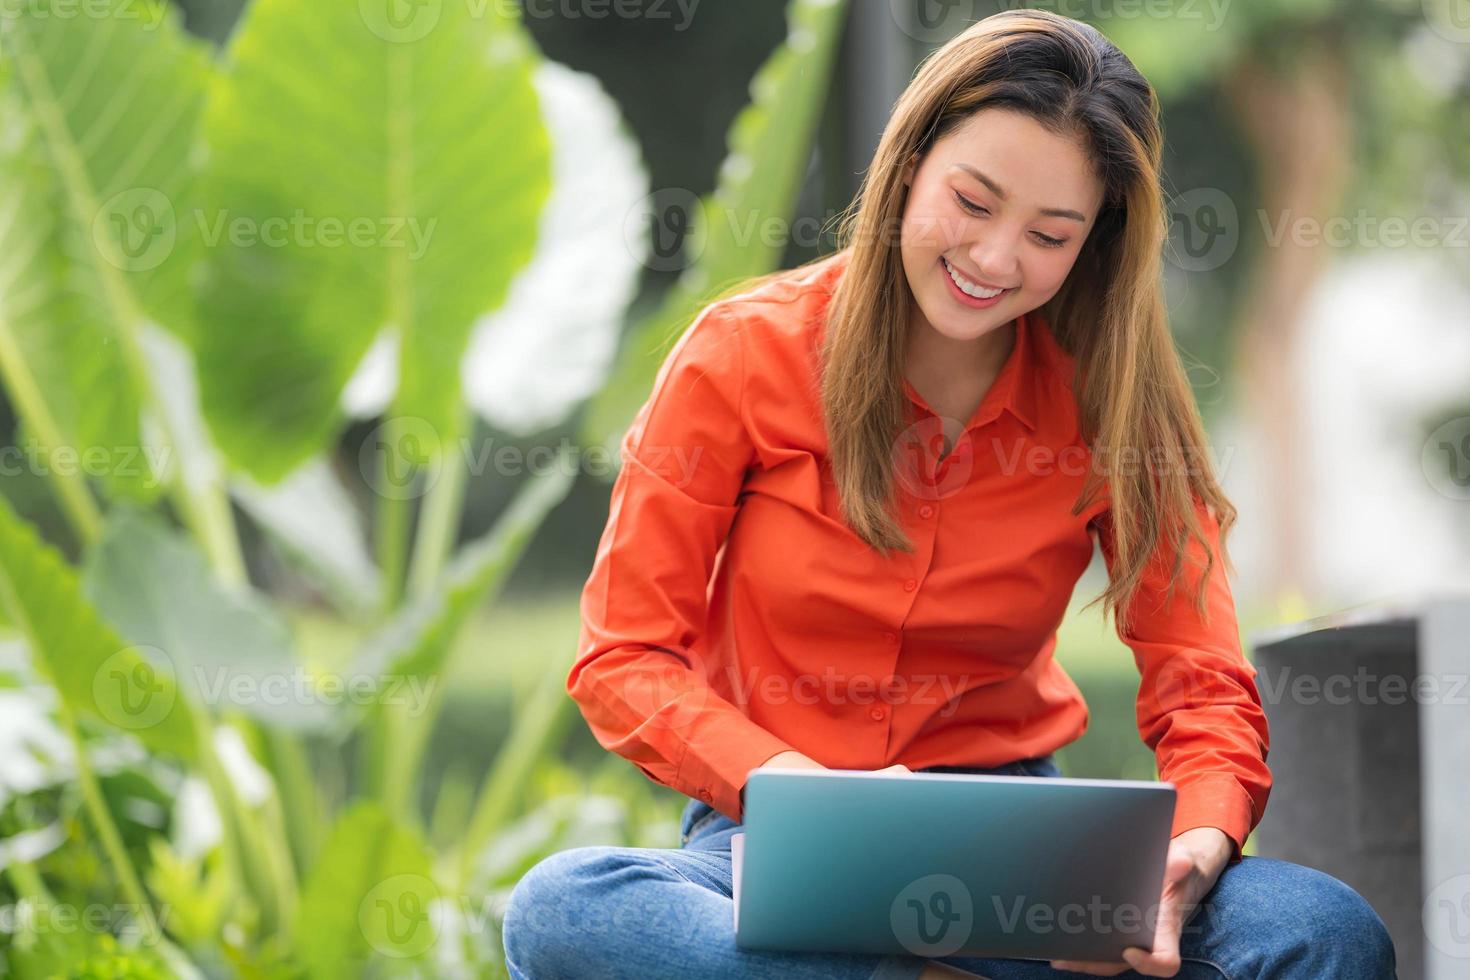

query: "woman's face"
left=900, top=107, right=1105, bottom=345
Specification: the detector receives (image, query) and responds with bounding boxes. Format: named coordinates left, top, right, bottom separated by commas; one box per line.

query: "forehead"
left=931, top=108, right=1102, bottom=209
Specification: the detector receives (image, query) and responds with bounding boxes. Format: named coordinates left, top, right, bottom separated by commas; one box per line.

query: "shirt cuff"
left=673, top=713, right=795, bottom=824
left=1170, top=775, right=1256, bottom=865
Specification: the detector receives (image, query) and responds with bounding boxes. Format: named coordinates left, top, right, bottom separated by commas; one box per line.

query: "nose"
left=966, top=237, right=1019, bottom=287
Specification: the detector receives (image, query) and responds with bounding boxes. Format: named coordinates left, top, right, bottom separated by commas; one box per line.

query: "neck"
left=903, top=309, right=1017, bottom=389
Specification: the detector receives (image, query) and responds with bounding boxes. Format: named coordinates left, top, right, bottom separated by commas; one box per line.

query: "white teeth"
left=943, top=258, right=1005, bottom=298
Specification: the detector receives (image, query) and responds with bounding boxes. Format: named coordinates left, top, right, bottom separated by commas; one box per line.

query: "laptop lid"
left=735, top=767, right=1176, bottom=963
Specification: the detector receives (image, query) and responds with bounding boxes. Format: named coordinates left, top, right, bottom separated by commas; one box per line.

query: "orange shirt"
left=570, top=248, right=1270, bottom=865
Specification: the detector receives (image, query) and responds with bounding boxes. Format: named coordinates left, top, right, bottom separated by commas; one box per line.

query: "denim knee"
left=1306, top=870, right=1397, bottom=977
left=1255, top=860, right=1397, bottom=978
left=502, top=846, right=609, bottom=978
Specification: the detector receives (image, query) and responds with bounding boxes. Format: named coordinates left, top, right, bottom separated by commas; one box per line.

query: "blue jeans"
left=501, top=755, right=1397, bottom=978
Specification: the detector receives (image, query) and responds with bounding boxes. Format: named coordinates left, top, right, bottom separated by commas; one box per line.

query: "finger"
left=1121, top=944, right=1183, bottom=977
left=1135, top=888, right=1184, bottom=975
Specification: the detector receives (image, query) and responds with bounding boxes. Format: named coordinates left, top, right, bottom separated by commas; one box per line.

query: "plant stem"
left=406, top=410, right=469, bottom=600
left=57, top=701, right=161, bottom=941
left=378, top=41, right=417, bottom=613
left=379, top=410, right=470, bottom=821
left=378, top=671, right=445, bottom=825
left=192, top=713, right=301, bottom=943
left=456, top=669, right=576, bottom=892
left=374, top=414, right=413, bottom=612
left=263, top=727, right=321, bottom=875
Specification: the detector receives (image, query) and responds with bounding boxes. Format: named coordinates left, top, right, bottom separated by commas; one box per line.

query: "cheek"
left=900, top=191, right=957, bottom=251
left=1021, top=250, right=1080, bottom=295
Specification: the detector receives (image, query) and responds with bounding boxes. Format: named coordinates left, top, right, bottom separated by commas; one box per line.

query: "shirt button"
left=869, top=705, right=887, bottom=721
left=919, top=504, right=935, bottom=519
left=698, top=788, right=713, bottom=803
left=903, top=579, right=917, bottom=592
left=883, top=631, right=898, bottom=644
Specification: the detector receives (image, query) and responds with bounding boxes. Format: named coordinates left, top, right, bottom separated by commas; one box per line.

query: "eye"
left=953, top=191, right=988, bottom=216
left=954, top=192, right=1067, bottom=249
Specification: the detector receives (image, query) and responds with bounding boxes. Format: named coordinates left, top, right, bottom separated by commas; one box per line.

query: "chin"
left=925, top=295, right=1012, bottom=339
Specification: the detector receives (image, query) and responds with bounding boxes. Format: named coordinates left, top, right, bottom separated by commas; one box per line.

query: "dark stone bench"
left=1249, top=595, right=1470, bottom=980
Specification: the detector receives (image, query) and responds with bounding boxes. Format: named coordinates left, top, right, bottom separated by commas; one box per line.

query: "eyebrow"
left=950, top=164, right=1089, bottom=223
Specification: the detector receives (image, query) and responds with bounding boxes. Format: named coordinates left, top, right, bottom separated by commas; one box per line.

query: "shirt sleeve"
left=1090, top=496, right=1272, bottom=866
left=568, top=302, right=796, bottom=823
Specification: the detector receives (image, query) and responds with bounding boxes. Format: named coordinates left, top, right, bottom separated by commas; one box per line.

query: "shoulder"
left=690, top=250, right=849, bottom=397
left=706, top=250, right=848, bottom=349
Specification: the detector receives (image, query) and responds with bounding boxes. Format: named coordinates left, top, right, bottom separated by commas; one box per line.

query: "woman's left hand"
left=1047, top=827, right=1234, bottom=977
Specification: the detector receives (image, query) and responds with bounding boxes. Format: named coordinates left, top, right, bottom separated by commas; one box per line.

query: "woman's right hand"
left=741, top=754, right=912, bottom=808
left=757, top=753, right=912, bottom=774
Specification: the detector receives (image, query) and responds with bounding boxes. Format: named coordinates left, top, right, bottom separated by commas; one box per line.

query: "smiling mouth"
left=941, top=256, right=1012, bottom=300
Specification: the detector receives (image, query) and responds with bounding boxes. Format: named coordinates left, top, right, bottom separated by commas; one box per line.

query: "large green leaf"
left=194, top=0, right=553, bottom=483
left=0, top=494, right=198, bottom=759
left=348, top=59, right=651, bottom=438
left=579, top=0, right=849, bottom=450
left=0, top=4, right=209, bottom=503
left=294, top=800, right=437, bottom=978
left=82, top=507, right=334, bottom=732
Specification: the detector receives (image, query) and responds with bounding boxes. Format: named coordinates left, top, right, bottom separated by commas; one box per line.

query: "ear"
left=902, top=151, right=919, bottom=188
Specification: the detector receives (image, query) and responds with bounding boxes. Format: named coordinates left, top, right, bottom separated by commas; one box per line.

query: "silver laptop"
left=734, top=767, right=1176, bottom=962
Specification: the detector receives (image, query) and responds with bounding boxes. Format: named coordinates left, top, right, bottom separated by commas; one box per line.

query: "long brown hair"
left=717, top=10, right=1234, bottom=635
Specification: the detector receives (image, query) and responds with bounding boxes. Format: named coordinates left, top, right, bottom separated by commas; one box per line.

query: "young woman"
left=503, top=10, right=1397, bottom=979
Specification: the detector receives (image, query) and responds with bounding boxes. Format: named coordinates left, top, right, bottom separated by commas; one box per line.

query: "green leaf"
left=194, top=0, right=553, bottom=482
left=0, top=13, right=200, bottom=504
left=82, top=506, right=333, bottom=732
left=294, top=800, right=437, bottom=978
left=143, top=837, right=231, bottom=948
left=0, top=493, right=198, bottom=760
left=579, top=0, right=849, bottom=450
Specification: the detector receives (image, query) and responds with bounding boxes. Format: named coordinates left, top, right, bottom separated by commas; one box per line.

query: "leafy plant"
left=0, top=0, right=849, bottom=974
